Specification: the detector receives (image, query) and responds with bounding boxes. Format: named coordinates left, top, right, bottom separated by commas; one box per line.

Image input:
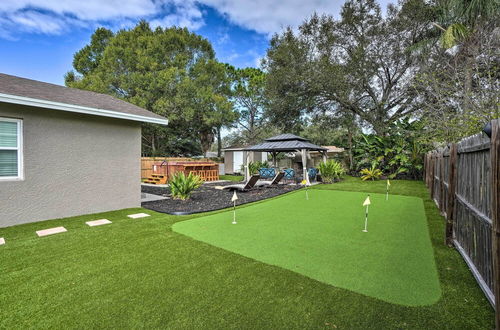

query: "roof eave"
left=0, top=92, right=168, bottom=125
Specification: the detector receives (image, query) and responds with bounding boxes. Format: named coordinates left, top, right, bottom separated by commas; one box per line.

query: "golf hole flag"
left=231, top=191, right=238, bottom=202
left=301, top=179, right=309, bottom=200
left=231, top=191, right=238, bottom=224
left=362, top=195, right=371, bottom=232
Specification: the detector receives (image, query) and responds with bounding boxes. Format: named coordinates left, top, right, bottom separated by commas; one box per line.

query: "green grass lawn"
left=0, top=177, right=494, bottom=328
left=219, top=174, right=244, bottom=181
left=173, top=190, right=440, bottom=306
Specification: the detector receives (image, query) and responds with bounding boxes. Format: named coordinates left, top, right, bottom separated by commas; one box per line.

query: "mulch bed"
left=141, top=182, right=302, bottom=215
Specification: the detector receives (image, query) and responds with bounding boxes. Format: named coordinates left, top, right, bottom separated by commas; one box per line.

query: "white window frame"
left=0, top=117, right=23, bottom=181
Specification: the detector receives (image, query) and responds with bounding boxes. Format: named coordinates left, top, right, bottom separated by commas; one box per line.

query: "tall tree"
left=264, top=0, right=433, bottom=135
left=228, top=67, right=267, bottom=144
left=416, top=2, right=500, bottom=142
left=65, top=21, right=237, bottom=156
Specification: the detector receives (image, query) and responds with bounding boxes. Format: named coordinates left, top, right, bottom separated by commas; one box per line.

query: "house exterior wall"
left=224, top=151, right=234, bottom=174
left=0, top=103, right=141, bottom=228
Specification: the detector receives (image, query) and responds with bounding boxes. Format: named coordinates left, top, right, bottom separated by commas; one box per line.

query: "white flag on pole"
left=363, top=196, right=371, bottom=206
left=231, top=191, right=238, bottom=202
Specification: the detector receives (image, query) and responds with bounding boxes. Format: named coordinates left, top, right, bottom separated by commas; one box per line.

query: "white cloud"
left=197, top=0, right=347, bottom=35
left=150, top=0, right=204, bottom=31
left=0, top=0, right=392, bottom=39
left=0, top=0, right=204, bottom=37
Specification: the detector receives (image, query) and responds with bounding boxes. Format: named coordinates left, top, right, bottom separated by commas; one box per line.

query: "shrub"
left=169, top=172, right=203, bottom=200
left=318, top=160, right=345, bottom=183
left=360, top=162, right=383, bottom=181
left=243, top=161, right=270, bottom=175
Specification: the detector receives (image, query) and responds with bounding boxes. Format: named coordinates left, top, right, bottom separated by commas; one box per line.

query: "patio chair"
left=283, top=168, right=295, bottom=183
left=258, top=168, right=276, bottom=179
left=256, top=171, right=285, bottom=187
left=259, top=168, right=270, bottom=179
left=222, top=175, right=261, bottom=191
left=308, top=168, right=318, bottom=182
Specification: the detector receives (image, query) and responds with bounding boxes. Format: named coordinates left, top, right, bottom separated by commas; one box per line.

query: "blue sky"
left=0, top=0, right=393, bottom=86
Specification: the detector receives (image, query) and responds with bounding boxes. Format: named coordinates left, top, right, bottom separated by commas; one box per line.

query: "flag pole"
left=386, top=179, right=390, bottom=201
left=363, top=204, right=369, bottom=232
left=362, top=194, right=370, bottom=232
left=232, top=200, right=236, bottom=224
left=231, top=191, right=238, bottom=224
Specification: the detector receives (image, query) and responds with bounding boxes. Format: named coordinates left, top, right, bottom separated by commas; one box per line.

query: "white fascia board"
left=0, top=93, right=168, bottom=125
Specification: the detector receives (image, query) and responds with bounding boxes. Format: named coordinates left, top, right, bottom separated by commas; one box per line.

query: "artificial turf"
left=0, top=177, right=494, bottom=328
left=173, top=189, right=441, bottom=306
left=219, top=174, right=244, bottom=181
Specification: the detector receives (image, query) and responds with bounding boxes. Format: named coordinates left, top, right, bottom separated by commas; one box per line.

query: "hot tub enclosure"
left=0, top=73, right=168, bottom=228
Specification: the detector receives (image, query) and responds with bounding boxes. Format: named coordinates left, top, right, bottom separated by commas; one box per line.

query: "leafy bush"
left=360, top=162, right=383, bottom=181
left=169, top=172, right=203, bottom=200
left=318, top=160, right=345, bottom=183
left=352, top=119, right=427, bottom=179
left=243, top=161, right=270, bottom=175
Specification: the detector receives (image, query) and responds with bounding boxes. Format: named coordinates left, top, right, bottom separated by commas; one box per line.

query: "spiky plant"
left=169, top=172, right=203, bottom=200
left=360, top=162, right=383, bottom=181
left=318, top=160, right=345, bottom=183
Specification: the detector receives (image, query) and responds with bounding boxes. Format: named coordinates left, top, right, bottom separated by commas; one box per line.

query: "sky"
left=0, top=0, right=393, bottom=86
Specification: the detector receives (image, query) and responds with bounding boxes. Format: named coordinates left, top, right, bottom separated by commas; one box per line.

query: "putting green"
left=173, top=189, right=441, bottom=306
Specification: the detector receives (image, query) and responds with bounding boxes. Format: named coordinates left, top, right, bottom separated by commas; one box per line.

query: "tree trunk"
left=151, top=133, right=156, bottom=156
left=217, top=126, right=222, bottom=158
left=347, top=127, right=353, bottom=171
left=200, top=130, right=214, bottom=157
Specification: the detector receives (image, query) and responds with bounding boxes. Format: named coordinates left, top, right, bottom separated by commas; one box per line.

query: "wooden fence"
left=424, top=119, right=500, bottom=326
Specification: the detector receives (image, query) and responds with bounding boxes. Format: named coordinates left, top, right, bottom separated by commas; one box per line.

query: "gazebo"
left=244, top=134, right=328, bottom=185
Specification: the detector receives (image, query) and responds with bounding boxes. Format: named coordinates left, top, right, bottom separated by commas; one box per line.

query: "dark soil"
left=141, top=182, right=302, bottom=215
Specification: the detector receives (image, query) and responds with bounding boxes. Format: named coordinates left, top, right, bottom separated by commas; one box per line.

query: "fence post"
left=424, top=153, right=429, bottom=187
left=445, top=143, right=458, bottom=247
left=490, top=120, right=500, bottom=329
left=430, top=152, right=436, bottom=200
left=439, top=150, right=446, bottom=212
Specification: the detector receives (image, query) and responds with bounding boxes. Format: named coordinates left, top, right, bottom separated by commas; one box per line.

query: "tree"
left=416, top=11, right=500, bottom=142
left=263, top=0, right=433, bottom=135
left=65, top=21, right=237, bottom=156
left=227, top=67, right=267, bottom=144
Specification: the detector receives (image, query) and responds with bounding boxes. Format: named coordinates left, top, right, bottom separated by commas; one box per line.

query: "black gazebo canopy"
left=243, top=134, right=327, bottom=184
left=244, top=134, right=327, bottom=152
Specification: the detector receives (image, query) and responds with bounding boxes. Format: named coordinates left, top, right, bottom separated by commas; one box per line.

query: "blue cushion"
left=284, top=168, right=295, bottom=179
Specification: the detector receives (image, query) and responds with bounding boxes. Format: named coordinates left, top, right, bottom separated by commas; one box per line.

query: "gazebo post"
left=301, top=149, right=310, bottom=185
left=322, top=151, right=328, bottom=164
left=271, top=152, right=277, bottom=168
left=245, top=151, right=250, bottom=182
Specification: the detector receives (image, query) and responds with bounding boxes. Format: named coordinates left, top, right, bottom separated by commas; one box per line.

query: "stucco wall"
left=0, top=103, right=142, bottom=228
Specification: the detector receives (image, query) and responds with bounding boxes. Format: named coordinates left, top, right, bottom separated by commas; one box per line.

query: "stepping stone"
left=36, top=226, right=67, bottom=237
left=127, top=213, right=150, bottom=219
left=86, top=219, right=112, bottom=227
left=0, top=237, right=5, bottom=245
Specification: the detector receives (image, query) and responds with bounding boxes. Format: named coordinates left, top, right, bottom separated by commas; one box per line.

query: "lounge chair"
left=222, top=175, right=260, bottom=191
left=256, top=171, right=285, bottom=187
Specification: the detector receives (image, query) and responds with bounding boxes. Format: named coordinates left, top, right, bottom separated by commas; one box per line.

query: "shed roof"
left=244, top=134, right=327, bottom=152
left=0, top=73, right=167, bottom=125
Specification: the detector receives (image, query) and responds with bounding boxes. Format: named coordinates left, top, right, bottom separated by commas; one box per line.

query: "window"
left=0, top=117, right=23, bottom=180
